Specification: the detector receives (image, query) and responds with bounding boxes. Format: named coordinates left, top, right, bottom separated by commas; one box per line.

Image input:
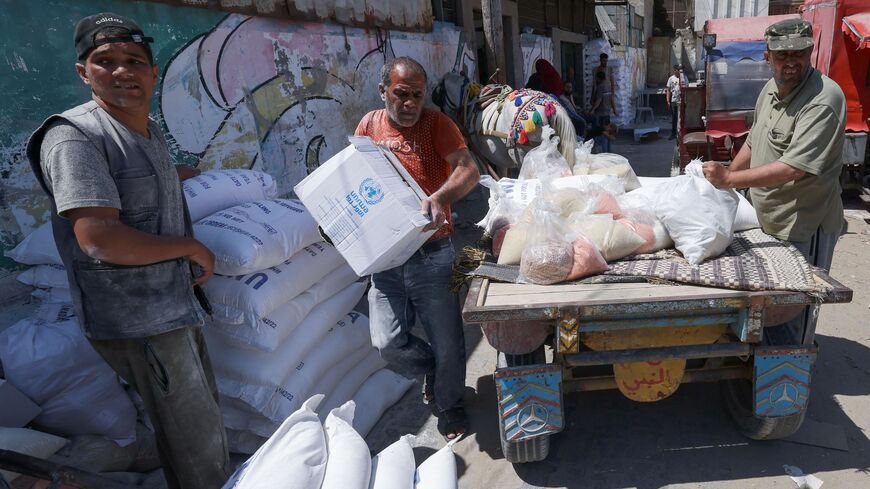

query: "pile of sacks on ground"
left=1, top=169, right=413, bottom=472
left=0, top=302, right=159, bottom=484
left=183, top=171, right=412, bottom=454
left=224, top=395, right=458, bottom=489
left=479, top=128, right=760, bottom=285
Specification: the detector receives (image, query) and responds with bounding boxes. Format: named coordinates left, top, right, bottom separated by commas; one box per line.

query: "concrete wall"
left=0, top=0, right=474, bottom=278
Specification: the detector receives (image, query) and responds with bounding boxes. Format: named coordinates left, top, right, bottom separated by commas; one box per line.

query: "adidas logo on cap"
left=96, top=17, right=124, bottom=25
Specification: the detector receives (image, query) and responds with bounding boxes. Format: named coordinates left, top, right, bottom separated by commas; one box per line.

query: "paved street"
left=366, top=127, right=870, bottom=489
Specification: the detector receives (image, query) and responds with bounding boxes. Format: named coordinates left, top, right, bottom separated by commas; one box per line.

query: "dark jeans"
left=368, top=238, right=466, bottom=412
left=89, top=326, right=231, bottom=489
left=670, top=101, right=679, bottom=135
left=764, top=226, right=840, bottom=346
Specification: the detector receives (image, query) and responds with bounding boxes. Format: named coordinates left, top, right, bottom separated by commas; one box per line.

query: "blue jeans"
left=368, top=238, right=466, bottom=412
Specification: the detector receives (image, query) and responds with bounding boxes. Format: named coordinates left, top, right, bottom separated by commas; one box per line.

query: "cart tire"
left=670, top=145, right=682, bottom=177
left=499, top=426, right=551, bottom=464
left=720, top=378, right=806, bottom=440
left=496, top=345, right=551, bottom=463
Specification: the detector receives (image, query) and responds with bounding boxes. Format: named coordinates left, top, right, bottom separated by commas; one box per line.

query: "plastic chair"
left=634, top=92, right=654, bottom=125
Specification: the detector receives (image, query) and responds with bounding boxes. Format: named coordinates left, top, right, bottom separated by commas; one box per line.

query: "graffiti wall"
left=0, top=1, right=473, bottom=278
left=520, top=33, right=554, bottom=86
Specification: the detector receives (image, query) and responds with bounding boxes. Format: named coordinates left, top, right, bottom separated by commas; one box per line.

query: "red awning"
left=842, top=13, right=870, bottom=50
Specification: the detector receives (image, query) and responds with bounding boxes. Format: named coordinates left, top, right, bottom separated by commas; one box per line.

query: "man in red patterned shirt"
left=355, top=57, right=478, bottom=439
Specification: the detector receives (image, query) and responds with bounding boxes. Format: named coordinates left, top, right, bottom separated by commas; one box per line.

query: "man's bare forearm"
left=75, top=219, right=203, bottom=265
left=431, top=164, right=479, bottom=205
left=728, top=142, right=752, bottom=171
left=724, top=161, right=805, bottom=188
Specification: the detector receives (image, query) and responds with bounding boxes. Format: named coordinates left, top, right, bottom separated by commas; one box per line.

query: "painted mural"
left=0, top=1, right=474, bottom=277
left=159, top=15, right=474, bottom=196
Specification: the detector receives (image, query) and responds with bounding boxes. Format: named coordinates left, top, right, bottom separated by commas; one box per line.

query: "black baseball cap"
left=74, top=13, right=154, bottom=61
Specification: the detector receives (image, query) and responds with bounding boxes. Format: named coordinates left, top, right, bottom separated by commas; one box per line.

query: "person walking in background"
left=591, top=71, right=617, bottom=152
left=25, top=13, right=231, bottom=489
left=591, top=53, right=615, bottom=103
left=666, top=64, right=688, bottom=140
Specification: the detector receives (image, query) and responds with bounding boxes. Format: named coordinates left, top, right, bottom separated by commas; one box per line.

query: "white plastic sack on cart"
left=5, top=221, right=62, bottom=265
left=349, top=369, right=414, bottom=438
left=635, top=176, right=758, bottom=231
left=222, top=395, right=327, bottom=489
left=518, top=126, right=572, bottom=181
left=210, top=264, right=359, bottom=351
left=183, top=169, right=277, bottom=223
left=16, top=264, right=68, bottom=289
left=370, top=435, right=416, bottom=489
left=0, top=304, right=136, bottom=446
left=414, top=442, right=458, bottom=489
left=321, top=402, right=371, bottom=489
left=574, top=153, right=641, bottom=191
left=204, top=241, right=344, bottom=325
left=194, top=199, right=320, bottom=275
left=655, top=161, right=739, bottom=264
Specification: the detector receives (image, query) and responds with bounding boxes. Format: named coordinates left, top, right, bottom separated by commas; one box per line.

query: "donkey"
left=433, top=72, right=577, bottom=177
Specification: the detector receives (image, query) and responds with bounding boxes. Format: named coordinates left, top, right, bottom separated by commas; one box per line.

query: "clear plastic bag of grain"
left=518, top=184, right=608, bottom=285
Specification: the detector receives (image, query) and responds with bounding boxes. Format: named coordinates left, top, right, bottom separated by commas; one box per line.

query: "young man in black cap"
left=26, top=13, right=231, bottom=488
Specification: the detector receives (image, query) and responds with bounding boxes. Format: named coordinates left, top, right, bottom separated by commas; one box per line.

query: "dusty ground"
left=365, top=126, right=870, bottom=489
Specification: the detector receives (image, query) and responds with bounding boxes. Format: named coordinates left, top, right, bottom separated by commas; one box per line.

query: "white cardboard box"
left=0, top=379, right=41, bottom=427
left=294, top=136, right=436, bottom=276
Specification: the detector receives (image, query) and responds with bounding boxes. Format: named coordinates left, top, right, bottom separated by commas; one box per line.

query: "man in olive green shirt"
left=702, top=19, right=846, bottom=345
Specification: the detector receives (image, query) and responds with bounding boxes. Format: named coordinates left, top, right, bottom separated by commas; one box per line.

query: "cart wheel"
left=499, top=424, right=551, bottom=463
left=496, top=346, right=551, bottom=463
left=720, top=378, right=806, bottom=440
left=670, top=145, right=682, bottom=177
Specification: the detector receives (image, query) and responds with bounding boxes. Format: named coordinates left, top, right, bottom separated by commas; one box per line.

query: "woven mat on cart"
left=466, top=228, right=825, bottom=294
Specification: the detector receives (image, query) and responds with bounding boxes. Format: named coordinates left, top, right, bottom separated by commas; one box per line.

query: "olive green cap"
left=765, top=19, right=814, bottom=51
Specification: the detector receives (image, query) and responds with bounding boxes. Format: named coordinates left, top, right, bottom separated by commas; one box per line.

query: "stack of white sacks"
left=223, top=395, right=458, bottom=489
left=582, top=39, right=635, bottom=127
left=181, top=170, right=412, bottom=454
left=3, top=169, right=413, bottom=456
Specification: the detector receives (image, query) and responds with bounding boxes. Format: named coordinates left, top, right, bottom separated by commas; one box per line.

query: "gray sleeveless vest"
left=26, top=101, right=204, bottom=340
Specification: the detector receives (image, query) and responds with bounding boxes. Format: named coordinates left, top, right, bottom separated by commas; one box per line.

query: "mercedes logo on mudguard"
left=516, top=402, right=549, bottom=434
